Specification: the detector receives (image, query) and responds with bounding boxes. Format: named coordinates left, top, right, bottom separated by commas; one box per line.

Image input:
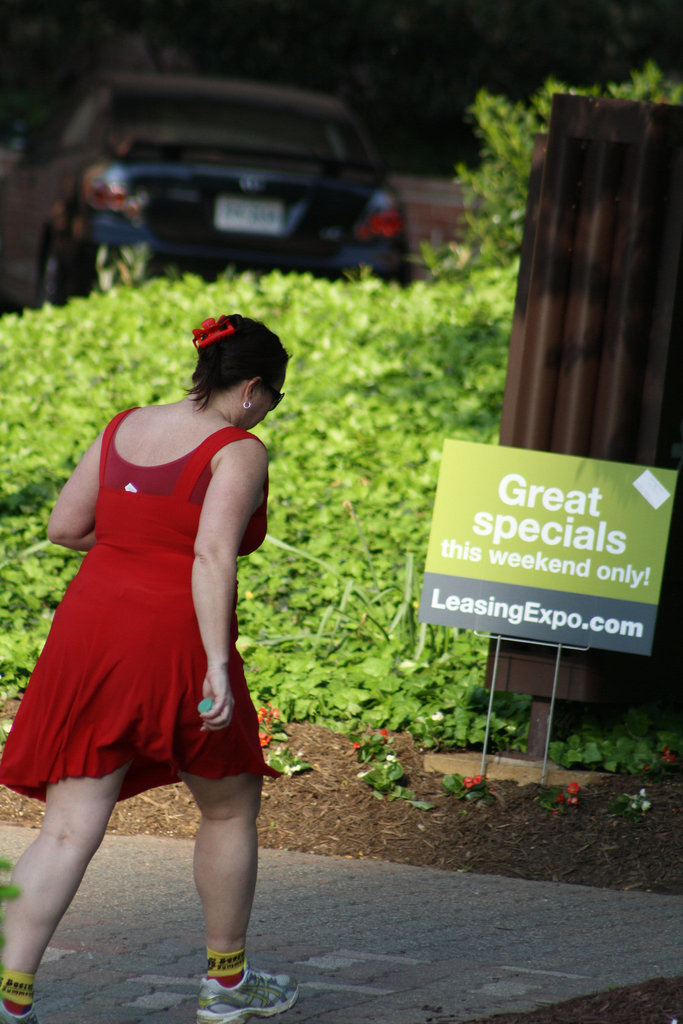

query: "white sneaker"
left=197, top=965, right=299, bottom=1022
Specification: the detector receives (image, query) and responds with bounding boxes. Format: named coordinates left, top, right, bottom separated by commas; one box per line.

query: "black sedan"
left=0, top=72, right=407, bottom=307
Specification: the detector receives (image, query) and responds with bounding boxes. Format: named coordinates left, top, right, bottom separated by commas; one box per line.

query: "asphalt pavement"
left=0, top=824, right=681, bottom=1024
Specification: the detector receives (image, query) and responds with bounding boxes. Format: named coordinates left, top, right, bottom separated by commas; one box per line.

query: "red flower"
left=464, top=777, right=474, bottom=788
left=379, top=729, right=388, bottom=738
left=567, top=781, right=580, bottom=795
left=567, top=795, right=579, bottom=806
left=661, top=746, right=677, bottom=764
left=259, top=731, right=272, bottom=747
left=556, top=792, right=565, bottom=804
left=192, top=315, right=236, bottom=349
left=353, top=741, right=361, bottom=750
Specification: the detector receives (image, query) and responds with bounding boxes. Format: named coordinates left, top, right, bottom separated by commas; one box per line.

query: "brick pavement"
left=1, top=825, right=681, bottom=1024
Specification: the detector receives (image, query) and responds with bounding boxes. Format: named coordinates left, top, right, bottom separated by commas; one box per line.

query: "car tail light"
left=354, top=190, right=404, bottom=241
left=83, top=168, right=146, bottom=218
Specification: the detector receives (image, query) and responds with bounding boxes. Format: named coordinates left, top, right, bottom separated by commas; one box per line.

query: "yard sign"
left=419, top=441, right=677, bottom=655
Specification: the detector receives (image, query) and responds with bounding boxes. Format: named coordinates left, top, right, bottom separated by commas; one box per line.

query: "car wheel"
left=40, top=248, right=67, bottom=306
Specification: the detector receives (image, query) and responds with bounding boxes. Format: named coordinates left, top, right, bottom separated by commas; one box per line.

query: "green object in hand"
left=197, top=698, right=214, bottom=713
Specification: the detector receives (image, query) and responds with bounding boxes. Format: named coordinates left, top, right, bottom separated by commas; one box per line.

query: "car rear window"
left=110, top=95, right=372, bottom=164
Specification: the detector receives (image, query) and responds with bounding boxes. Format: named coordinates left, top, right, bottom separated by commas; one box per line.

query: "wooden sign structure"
left=419, top=440, right=676, bottom=779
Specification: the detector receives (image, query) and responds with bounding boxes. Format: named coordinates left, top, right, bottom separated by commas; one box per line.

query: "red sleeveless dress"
left=0, top=409, right=278, bottom=801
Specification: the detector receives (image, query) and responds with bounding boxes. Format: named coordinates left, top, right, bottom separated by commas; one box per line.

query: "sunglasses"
left=262, top=381, right=285, bottom=409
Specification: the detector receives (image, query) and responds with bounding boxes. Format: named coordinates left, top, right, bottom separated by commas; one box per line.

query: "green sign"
left=419, top=441, right=677, bottom=655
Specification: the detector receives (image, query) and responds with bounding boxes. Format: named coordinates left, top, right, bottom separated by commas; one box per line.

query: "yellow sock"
left=207, top=947, right=246, bottom=988
left=0, top=968, right=34, bottom=1008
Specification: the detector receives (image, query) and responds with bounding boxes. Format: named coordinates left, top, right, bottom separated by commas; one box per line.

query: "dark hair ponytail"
left=188, top=314, right=289, bottom=410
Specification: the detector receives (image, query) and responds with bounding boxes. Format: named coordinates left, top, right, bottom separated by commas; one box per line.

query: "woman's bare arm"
left=192, top=438, right=268, bottom=732
left=47, top=435, right=103, bottom=551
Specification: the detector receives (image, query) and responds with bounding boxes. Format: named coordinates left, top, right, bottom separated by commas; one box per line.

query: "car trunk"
left=121, top=151, right=380, bottom=257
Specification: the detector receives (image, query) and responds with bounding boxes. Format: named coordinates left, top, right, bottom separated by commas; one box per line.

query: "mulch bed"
left=1, top=720, right=681, bottom=1024
left=457, top=975, right=683, bottom=1024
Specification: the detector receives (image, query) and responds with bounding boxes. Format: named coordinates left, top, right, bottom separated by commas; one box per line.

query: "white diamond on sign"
left=632, top=470, right=671, bottom=510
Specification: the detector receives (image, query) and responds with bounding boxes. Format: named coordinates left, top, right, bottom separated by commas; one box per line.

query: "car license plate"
left=214, top=195, right=285, bottom=235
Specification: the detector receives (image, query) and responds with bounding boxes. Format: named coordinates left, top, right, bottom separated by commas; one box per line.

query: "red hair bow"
left=192, top=316, right=236, bottom=349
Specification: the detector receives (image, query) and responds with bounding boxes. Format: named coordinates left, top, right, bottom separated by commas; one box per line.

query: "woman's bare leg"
left=2, top=763, right=130, bottom=973
left=180, top=771, right=262, bottom=952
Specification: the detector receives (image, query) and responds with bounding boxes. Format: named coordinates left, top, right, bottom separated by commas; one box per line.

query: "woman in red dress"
left=0, top=314, right=298, bottom=1024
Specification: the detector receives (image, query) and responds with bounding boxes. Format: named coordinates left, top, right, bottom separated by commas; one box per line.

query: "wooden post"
left=527, top=698, right=552, bottom=759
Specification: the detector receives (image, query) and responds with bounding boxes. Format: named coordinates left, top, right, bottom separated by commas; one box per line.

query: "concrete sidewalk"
left=0, top=824, right=681, bottom=1024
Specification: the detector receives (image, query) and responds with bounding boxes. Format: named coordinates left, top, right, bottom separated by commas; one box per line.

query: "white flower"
left=385, top=753, right=397, bottom=763
left=639, top=788, right=648, bottom=797
left=431, top=711, right=444, bottom=722
left=641, top=800, right=651, bottom=811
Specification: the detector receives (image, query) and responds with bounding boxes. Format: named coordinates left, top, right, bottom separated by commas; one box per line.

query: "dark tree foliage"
left=1, top=0, right=682, bottom=173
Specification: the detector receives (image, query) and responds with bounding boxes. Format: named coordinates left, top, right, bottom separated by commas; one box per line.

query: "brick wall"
left=390, top=174, right=466, bottom=280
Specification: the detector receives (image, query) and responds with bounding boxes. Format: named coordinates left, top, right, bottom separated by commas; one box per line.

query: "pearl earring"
left=243, top=400, right=252, bottom=410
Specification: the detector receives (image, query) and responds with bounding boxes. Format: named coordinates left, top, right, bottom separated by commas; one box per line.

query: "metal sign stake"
left=541, top=642, right=563, bottom=785
left=476, top=633, right=588, bottom=786
left=480, top=634, right=501, bottom=778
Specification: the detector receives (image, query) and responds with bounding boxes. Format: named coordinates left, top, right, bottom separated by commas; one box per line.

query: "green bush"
left=0, top=265, right=527, bottom=752
left=425, top=62, right=683, bottom=274
left=1, top=268, right=680, bottom=769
